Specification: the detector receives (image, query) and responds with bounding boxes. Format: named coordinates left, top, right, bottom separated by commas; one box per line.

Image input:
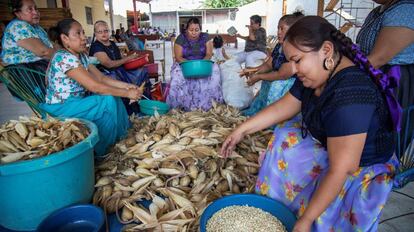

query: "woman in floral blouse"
left=1, top=0, right=55, bottom=68
left=41, top=19, right=143, bottom=157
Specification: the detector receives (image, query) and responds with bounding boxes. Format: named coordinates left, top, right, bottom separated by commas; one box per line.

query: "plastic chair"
left=394, top=105, right=414, bottom=188
left=0, top=66, right=48, bottom=118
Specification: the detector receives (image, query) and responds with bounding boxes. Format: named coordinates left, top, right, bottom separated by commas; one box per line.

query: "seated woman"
left=234, top=15, right=267, bottom=68
left=89, top=20, right=151, bottom=115
left=166, top=17, right=223, bottom=111
left=41, top=19, right=143, bottom=157
left=242, top=12, right=303, bottom=117
left=1, top=0, right=54, bottom=69
left=222, top=16, right=399, bottom=231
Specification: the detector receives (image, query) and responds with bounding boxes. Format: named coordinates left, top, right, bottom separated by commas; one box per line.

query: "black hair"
left=47, top=26, right=59, bottom=43
left=279, top=11, right=304, bottom=27
left=10, top=0, right=35, bottom=17
left=250, top=15, right=262, bottom=26
left=285, top=15, right=385, bottom=87
left=186, top=17, right=201, bottom=31
left=213, top=35, right=224, bottom=49
left=54, top=18, right=78, bottom=47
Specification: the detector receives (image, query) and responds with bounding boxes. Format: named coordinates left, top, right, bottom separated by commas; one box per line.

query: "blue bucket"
left=180, top=60, right=213, bottom=79
left=37, top=204, right=104, bottom=232
left=200, top=194, right=297, bottom=232
left=139, top=100, right=170, bottom=116
left=0, top=119, right=99, bottom=231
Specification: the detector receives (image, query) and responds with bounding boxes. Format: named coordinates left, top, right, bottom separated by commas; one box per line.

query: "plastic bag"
left=220, top=59, right=254, bottom=109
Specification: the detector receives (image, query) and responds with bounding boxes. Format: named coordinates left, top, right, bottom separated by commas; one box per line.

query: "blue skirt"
left=41, top=95, right=130, bottom=156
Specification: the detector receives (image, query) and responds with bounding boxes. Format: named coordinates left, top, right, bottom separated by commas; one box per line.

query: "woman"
left=1, top=0, right=54, bottom=69
left=166, top=17, right=223, bottom=111
left=89, top=20, right=151, bottom=115
left=41, top=18, right=143, bottom=157
left=221, top=16, right=399, bottom=231
left=234, top=15, right=267, bottom=68
left=356, top=0, right=414, bottom=157
left=242, top=12, right=303, bottom=116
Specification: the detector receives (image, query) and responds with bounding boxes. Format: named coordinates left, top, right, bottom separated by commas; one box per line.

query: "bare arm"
left=236, top=34, right=248, bottom=40
left=17, top=38, right=55, bottom=59
left=294, top=134, right=365, bottom=231
left=240, top=56, right=272, bottom=77
left=367, top=27, right=414, bottom=69
left=174, top=43, right=186, bottom=63
left=246, top=61, right=295, bottom=86
left=221, top=93, right=301, bottom=157
left=204, top=41, right=213, bottom=60
left=94, top=51, right=137, bottom=69
left=66, top=66, right=142, bottom=100
left=222, top=48, right=230, bottom=60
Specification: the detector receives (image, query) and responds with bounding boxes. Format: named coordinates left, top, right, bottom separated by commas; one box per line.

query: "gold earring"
left=323, top=57, right=335, bottom=70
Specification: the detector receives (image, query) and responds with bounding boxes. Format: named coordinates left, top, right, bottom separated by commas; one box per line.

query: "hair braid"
left=330, top=30, right=384, bottom=84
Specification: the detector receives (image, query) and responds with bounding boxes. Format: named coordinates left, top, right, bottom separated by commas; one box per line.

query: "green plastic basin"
left=180, top=60, right=214, bottom=79
left=0, top=119, right=99, bottom=231
left=139, top=100, right=170, bottom=116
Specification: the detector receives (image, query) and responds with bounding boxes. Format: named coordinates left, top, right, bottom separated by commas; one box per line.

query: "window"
left=47, top=0, right=57, bottom=8
left=85, top=7, right=93, bottom=25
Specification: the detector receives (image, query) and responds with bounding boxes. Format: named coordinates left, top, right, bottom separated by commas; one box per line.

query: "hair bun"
left=293, top=10, right=304, bottom=17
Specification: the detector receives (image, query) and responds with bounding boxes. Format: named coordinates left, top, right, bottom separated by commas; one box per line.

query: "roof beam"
left=325, top=0, right=339, bottom=11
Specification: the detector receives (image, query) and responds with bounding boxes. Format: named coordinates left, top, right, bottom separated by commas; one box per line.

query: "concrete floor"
left=1, top=40, right=413, bottom=231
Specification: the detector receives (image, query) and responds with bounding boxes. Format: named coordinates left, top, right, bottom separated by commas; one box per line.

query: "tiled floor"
left=1, top=40, right=413, bottom=231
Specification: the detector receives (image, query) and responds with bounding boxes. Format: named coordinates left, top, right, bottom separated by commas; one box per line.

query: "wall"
left=112, top=14, right=128, bottom=31
left=152, top=12, right=177, bottom=33
left=68, top=0, right=109, bottom=37
left=235, top=0, right=285, bottom=36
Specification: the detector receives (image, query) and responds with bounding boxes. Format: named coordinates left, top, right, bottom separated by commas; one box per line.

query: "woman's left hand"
left=246, top=74, right=260, bottom=86
left=125, top=83, right=138, bottom=90
left=293, top=217, right=312, bottom=232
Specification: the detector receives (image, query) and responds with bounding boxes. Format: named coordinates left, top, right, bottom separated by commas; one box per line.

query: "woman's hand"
left=246, top=74, right=261, bottom=86
left=239, top=67, right=259, bottom=77
left=126, top=52, right=139, bottom=61
left=220, top=128, right=245, bottom=158
left=126, top=87, right=143, bottom=101
left=293, top=217, right=313, bottom=232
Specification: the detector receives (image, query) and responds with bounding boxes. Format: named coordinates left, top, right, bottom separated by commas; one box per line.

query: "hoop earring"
left=323, top=57, right=335, bottom=71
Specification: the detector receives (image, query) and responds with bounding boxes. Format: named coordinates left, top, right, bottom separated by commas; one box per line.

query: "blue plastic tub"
left=37, top=204, right=104, bottom=232
left=180, top=60, right=213, bottom=79
left=200, top=194, right=297, bottom=232
left=0, top=119, right=99, bottom=231
left=139, top=100, right=170, bottom=116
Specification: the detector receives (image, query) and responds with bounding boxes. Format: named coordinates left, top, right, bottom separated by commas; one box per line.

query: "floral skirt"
left=255, top=115, right=398, bottom=231
left=166, top=62, right=223, bottom=111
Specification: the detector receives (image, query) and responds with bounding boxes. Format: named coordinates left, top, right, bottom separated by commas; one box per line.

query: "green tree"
left=204, top=0, right=256, bottom=8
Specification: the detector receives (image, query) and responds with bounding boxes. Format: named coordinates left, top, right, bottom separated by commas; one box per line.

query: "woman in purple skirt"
left=166, top=17, right=223, bottom=111
left=221, top=16, right=400, bottom=232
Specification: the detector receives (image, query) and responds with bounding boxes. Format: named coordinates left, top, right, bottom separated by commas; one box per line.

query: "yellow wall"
left=34, top=0, right=109, bottom=37
left=34, top=0, right=62, bottom=8
left=34, top=0, right=47, bottom=8
left=69, top=0, right=109, bottom=37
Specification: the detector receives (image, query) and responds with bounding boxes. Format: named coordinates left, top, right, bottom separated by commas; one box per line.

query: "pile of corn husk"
left=93, top=102, right=272, bottom=231
left=0, top=117, right=89, bottom=164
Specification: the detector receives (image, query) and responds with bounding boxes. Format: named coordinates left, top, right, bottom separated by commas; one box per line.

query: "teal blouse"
left=1, top=19, right=53, bottom=65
